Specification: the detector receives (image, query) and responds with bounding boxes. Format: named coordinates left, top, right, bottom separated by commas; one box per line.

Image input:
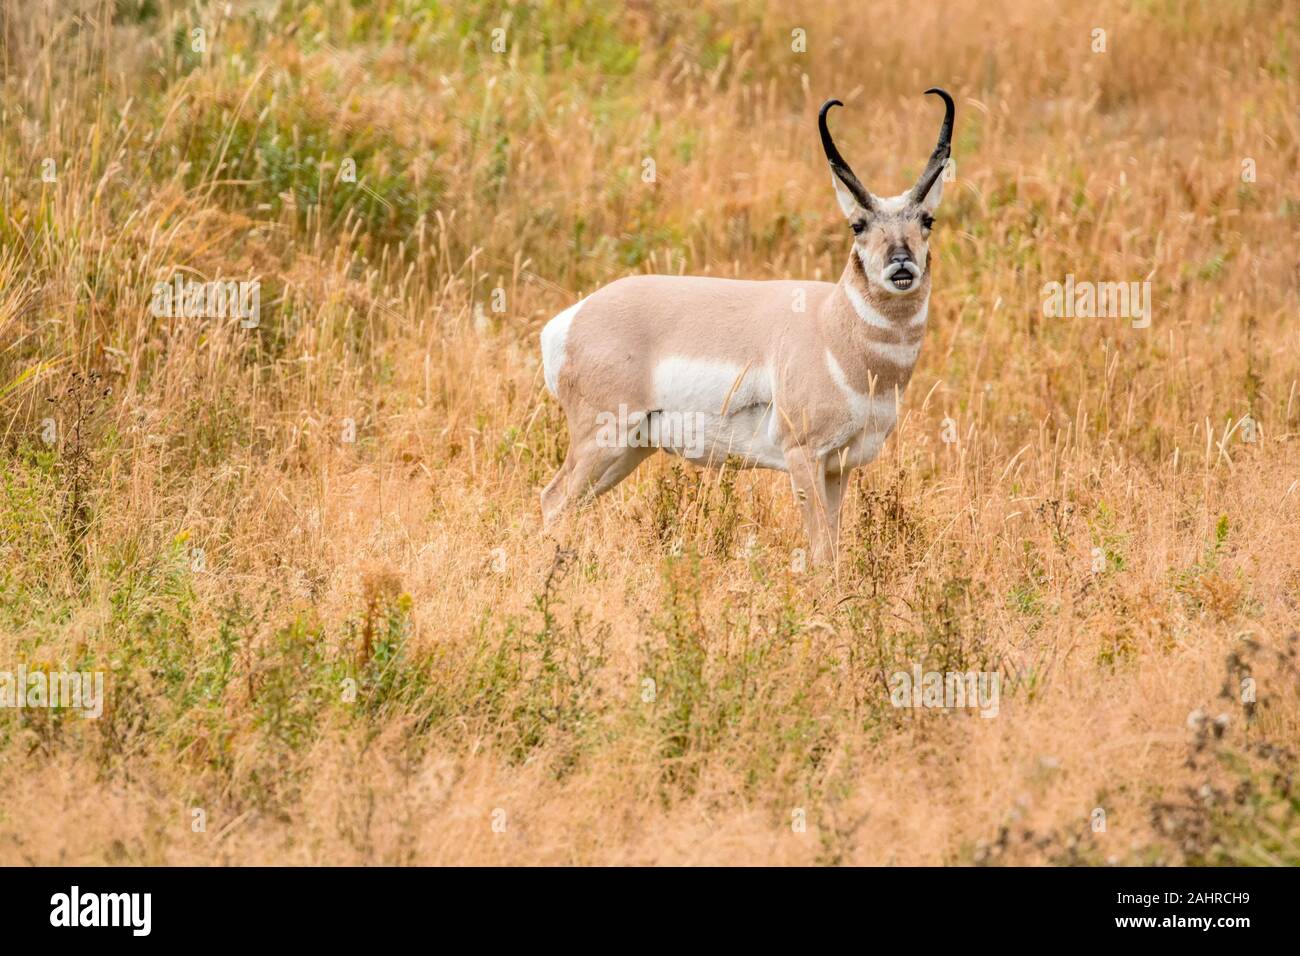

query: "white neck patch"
left=824, top=348, right=900, bottom=429
left=843, top=282, right=893, bottom=332
left=843, top=282, right=930, bottom=336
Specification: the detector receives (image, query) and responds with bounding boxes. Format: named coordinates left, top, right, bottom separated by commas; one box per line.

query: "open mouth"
left=887, top=267, right=916, bottom=292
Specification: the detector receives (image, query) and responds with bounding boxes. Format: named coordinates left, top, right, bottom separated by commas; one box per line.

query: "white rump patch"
left=541, top=299, right=584, bottom=396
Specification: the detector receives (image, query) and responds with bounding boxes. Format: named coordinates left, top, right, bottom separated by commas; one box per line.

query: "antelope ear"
left=831, top=172, right=867, bottom=219
left=916, top=168, right=945, bottom=213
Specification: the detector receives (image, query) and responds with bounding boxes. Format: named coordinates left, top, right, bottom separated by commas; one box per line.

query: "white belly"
left=651, top=356, right=786, bottom=469
left=646, top=353, right=896, bottom=474
left=660, top=404, right=788, bottom=470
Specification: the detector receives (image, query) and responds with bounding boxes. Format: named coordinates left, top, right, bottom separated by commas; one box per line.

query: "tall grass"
left=0, top=0, right=1296, bottom=864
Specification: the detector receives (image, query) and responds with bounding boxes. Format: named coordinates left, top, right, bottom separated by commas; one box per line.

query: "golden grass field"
left=0, top=0, right=1297, bottom=865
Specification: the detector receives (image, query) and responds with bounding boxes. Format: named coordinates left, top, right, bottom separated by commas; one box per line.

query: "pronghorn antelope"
left=540, top=90, right=954, bottom=565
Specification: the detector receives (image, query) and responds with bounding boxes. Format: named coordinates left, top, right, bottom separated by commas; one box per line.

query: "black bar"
left=0, top=866, right=1286, bottom=942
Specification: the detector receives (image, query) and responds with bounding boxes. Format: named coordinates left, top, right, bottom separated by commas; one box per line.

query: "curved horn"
left=908, top=87, right=956, bottom=205
left=819, top=99, right=874, bottom=211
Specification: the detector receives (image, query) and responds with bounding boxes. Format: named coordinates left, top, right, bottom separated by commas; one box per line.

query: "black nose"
left=888, top=247, right=913, bottom=265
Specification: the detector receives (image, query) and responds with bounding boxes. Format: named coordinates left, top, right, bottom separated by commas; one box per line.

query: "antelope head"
left=819, top=89, right=955, bottom=296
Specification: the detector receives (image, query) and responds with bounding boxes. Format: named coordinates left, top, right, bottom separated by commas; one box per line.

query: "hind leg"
left=540, top=452, right=575, bottom=528
left=542, top=439, right=654, bottom=529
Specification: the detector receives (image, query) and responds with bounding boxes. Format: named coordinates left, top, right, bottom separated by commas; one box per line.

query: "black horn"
left=819, top=99, right=874, bottom=212
left=908, top=87, right=955, bottom=205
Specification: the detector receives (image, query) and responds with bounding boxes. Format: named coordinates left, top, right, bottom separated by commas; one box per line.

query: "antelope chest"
left=820, top=347, right=901, bottom=469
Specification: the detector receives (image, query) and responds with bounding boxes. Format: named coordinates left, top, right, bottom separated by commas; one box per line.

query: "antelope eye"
left=920, top=214, right=935, bottom=230
left=851, top=220, right=866, bottom=235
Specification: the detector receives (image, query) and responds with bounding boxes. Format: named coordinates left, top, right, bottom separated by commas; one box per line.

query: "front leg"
left=785, top=445, right=833, bottom=566
left=824, top=466, right=852, bottom=560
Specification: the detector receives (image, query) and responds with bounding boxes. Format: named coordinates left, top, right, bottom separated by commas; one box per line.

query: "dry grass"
left=1, top=0, right=1298, bottom=865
